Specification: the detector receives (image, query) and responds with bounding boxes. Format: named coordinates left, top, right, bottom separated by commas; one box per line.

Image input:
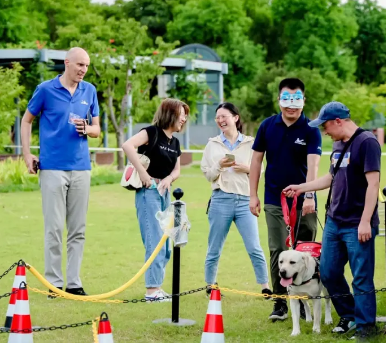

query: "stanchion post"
left=153, top=187, right=195, bottom=326
left=380, top=187, right=386, bottom=326
left=171, top=188, right=183, bottom=323
left=383, top=187, right=386, bottom=265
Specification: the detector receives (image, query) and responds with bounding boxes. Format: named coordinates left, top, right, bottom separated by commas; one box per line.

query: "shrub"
left=0, top=158, right=121, bottom=192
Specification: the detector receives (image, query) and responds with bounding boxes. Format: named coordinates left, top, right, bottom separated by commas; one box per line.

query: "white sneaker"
left=145, top=289, right=172, bottom=303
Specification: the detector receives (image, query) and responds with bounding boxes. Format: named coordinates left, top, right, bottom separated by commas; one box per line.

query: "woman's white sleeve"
left=200, top=145, right=223, bottom=182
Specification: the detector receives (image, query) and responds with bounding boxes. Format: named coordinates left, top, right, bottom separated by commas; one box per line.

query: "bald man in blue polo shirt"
left=21, top=47, right=100, bottom=298
left=249, top=78, right=322, bottom=321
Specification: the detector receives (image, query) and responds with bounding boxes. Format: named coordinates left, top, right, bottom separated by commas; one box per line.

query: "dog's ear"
left=302, top=252, right=313, bottom=265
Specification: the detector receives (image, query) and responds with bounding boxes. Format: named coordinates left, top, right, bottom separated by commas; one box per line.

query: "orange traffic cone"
left=8, top=281, right=33, bottom=343
left=98, top=312, right=114, bottom=343
left=201, top=289, right=224, bottom=343
left=3, top=262, right=26, bottom=329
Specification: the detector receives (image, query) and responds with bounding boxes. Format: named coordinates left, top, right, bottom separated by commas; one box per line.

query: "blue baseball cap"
left=308, top=101, right=350, bottom=127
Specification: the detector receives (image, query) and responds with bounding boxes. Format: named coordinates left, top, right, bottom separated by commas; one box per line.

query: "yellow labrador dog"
left=278, top=250, right=332, bottom=336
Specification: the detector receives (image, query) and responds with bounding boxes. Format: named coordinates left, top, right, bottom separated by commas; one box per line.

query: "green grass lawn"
left=0, top=156, right=385, bottom=342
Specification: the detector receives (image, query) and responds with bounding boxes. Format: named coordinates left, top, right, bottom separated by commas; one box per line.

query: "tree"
left=167, top=0, right=266, bottom=94
left=228, top=64, right=286, bottom=134
left=243, top=0, right=273, bottom=52
left=75, top=18, right=177, bottom=170
left=271, top=0, right=358, bottom=80
left=333, top=83, right=386, bottom=126
left=51, top=2, right=109, bottom=49
left=228, top=85, right=259, bottom=136
left=216, top=25, right=266, bottom=93
left=0, top=0, right=47, bottom=47
left=168, top=69, right=211, bottom=118
left=120, top=0, right=187, bottom=42
left=0, top=64, right=25, bottom=148
left=347, top=0, right=386, bottom=85
left=27, top=0, right=97, bottom=46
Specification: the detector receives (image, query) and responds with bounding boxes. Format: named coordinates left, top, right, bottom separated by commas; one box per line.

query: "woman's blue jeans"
left=205, top=190, right=269, bottom=285
left=135, top=187, right=171, bottom=288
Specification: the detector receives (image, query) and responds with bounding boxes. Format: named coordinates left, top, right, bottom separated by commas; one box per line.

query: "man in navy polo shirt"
left=21, top=47, right=100, bottom=298
left=249, top=78, right=322, bottom=320
left=284, top=102, right=380, bottom=340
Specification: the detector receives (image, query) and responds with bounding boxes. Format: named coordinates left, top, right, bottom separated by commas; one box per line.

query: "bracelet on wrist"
left=83, top=120, right=88, bottom=135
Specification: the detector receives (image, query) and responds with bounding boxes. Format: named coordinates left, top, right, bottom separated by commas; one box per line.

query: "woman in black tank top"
left=122, top=98, right=189, bottom=301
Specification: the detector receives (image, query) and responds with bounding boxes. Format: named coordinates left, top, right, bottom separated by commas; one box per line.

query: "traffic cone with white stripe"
left=3, top=261, right=26, bottom=329
left=201, top=289, right=224, bottom=343
left=98, top=312, right=114, bottom=343
left=8, top=281, right=33, bottom=343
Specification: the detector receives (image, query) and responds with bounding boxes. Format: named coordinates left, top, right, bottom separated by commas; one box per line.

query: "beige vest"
left=201, top=135, right=259, bottom=196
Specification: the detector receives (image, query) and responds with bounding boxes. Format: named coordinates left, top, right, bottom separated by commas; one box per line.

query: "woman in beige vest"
left=201, top=102, right=271, bottom=297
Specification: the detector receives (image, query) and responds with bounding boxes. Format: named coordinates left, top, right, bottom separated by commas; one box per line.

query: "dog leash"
left=281, top=193, right=298, bottom=248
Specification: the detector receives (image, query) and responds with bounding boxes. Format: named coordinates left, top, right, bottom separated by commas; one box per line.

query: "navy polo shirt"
left=28, top=75, right=99, bottom=171
left=252, top=113, right=322, bottom=208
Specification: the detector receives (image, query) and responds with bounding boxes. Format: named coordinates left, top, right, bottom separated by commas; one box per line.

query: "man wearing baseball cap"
left=308, top=101, right=351, bottom=127
left=284, top=101, right=381, bottom=339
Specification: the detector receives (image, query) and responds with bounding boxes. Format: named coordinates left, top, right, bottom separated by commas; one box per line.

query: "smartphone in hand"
left=33, top=160, right=39, bottom=173
left=225, top=153, right=235, bottom=162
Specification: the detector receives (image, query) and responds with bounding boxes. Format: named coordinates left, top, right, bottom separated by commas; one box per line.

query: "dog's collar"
left=291, top=260, right=320, bottom=286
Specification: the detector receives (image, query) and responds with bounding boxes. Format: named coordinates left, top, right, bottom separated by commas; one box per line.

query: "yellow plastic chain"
left=379, top=188, right=385, bottom=203
left=92, top=317, right=100, bottom=343
left=27, top=286, right=124, bottom=303
left=25, top=234, right=168, bottom=301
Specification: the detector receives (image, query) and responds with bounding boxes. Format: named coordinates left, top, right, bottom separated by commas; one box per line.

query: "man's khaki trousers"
left=40, top=170, right=90, bottom=289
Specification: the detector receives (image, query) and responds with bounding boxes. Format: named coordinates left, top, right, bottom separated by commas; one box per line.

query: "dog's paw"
left=312, top=327, right=321, bottom=334
left=324, top=318, right=333, bottom=325
left=306, top=317, right=313, bottom=323
left=291, top=330, right=301, bottom=336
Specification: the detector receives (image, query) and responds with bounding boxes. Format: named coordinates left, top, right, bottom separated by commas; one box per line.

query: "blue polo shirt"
left=252, top=113, right=322, bottom=208
left=28, top=75, right=99, bottom=171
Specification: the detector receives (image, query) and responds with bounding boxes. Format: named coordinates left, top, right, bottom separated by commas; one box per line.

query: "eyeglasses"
left=214, top=115, right=232, bottom=122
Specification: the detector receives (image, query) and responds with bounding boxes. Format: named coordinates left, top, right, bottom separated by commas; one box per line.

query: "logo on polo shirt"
left=294, top=138, right=306, bottom=145
left=81, top=100, right=88, bottom=105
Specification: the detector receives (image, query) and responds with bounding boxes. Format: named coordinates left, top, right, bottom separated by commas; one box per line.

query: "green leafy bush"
left=0, top=158, right=121, bottom=193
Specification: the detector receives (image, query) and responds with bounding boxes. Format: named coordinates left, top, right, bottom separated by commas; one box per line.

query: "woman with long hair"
left=201, top=102, right=271, bottom=297
left=122, top=98, right=189, bottom=301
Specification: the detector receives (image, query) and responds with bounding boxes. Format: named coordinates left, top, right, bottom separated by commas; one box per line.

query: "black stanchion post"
left=383, top=187, right=386, bottom=263
left=171, top=188, right=183, bottom=323
left=153, top=188, right=195, bottom=326
left=380, top=187, right=386, bottom=326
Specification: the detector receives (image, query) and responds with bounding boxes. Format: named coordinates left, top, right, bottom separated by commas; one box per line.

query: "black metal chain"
left=0, top=321, right=93, bottom=334
left=1, top=259, right=384, bottom=303
left=0, top=285, right=384, bottom=336
left=0, top=288, right=207, bottom=335
left=0, top=289, right=18, bottom=301
left=122, top=286, right=207, bottom=303
left=308, top=287, right=386, bottom=300
left=0, top=262, right=19, bottom=282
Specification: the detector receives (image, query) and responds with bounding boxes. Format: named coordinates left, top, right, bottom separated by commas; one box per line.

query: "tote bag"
left=120, top=129, right=158, bottom=191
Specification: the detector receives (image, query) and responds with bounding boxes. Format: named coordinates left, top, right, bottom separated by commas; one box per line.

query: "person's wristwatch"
left=305, top=192, right=314, bottom=199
